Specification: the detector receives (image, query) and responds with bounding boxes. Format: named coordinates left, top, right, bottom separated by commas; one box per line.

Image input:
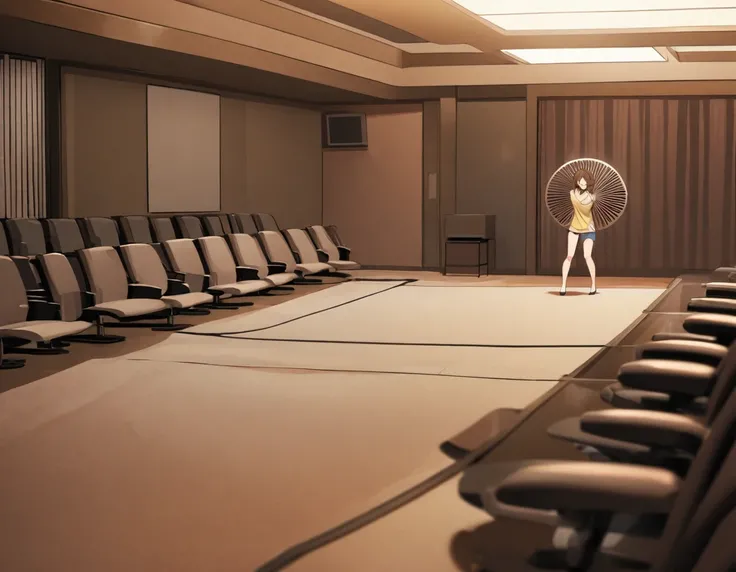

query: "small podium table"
left=443, top=237, right=491, bottom=277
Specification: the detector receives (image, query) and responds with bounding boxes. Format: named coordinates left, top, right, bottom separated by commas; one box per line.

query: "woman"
left=560, top=169, right=597, bottom=296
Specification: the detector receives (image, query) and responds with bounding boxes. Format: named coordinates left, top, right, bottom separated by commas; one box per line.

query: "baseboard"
left=359, top=265, right=527, bottom=274
left=436, top=266, right=526, bottom=276
left=536, top=269, right=697, bottom=278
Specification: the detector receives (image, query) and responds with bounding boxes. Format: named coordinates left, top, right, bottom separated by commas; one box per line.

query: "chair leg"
left=205, top=294, right=253, bottom=309
left=150, top=309, right=190, bottom=332
left=0, top=339, right=26, bottom=369
left=65, top=316, right=126, bottom=344
left=201, top=303, right=239, bottom=311
left=178, top=308, right=211, bottom=316
left=6, top=340, right=70, bottom=356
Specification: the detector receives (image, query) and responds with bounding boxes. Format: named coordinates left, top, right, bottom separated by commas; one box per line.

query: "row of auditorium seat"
left=0, top=212, right=359, bottom=370
left=0, top=212, right=344, bottom=256
left=455, top=274, right=736, bottom=571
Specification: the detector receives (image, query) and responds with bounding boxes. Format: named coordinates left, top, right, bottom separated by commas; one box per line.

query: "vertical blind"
left=0, top=54, right=46, bottom=219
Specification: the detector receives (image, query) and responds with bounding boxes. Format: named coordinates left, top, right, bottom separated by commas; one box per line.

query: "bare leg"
left=583, top=238, right=596, bottom=294
left=561, top=232, right=580, bottom=294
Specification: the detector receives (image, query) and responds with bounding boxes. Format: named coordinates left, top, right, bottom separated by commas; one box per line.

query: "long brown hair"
left=574, top=169, right=595, bottom=193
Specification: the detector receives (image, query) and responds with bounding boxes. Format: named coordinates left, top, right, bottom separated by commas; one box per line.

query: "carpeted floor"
left=128, top=336, right=598, bottom=380
left=0, top=272, right=669, bottom=572
left=0, top=359, right=554, bottom=572
left=191, top=283, right=665, bottom=346
left=186, top=280, right=404, bottom=335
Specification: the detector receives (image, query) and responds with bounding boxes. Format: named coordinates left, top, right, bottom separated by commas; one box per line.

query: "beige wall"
left=323, top=110, right=423, bottom=267
left=239, top=100, right=322, bottom=228
left=62, top=72, right=148, bottom=217
left=457, top=100, right=527, bottom=272
left=61, top=69, right=322, bottom=224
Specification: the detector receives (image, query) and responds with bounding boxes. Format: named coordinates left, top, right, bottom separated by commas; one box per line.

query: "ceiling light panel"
left=455, top=1, right=736, bottom=14
left=673, top=45, right=736, bottom=51
left=453, top=1, right=736, bottom=31
left=503, top=47, right=666, bottom=64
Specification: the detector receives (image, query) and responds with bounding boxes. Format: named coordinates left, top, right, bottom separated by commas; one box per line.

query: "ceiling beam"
left=176, top=0, right=404, bottom=67
left=324, top=0, right=504, bottom=52
left=0, top=0, right=400, bottom=98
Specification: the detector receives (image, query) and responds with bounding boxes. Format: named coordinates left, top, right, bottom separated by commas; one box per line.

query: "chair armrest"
left=705, top=282, right=736, bottom=299
left=316, top=249, right=330, bottom=263
left=267, top=262, right=287, bottom=274
left=580, top=409, right=707, bottom=455
left=337, top=245, right=351, bottom=261
left=11, top=255, right=32, bottom=267
left=235, top=266, right=260, bottom=281
left=684, top=313, right=736, bottom=343
left=166, top=270, right=203, bottom=291
left=25, top=288, right=49, bottom=299
left=128, top=284, right=163, bottom=299
left=688, top=297, right=736, bottom=315
left=635, top=339, right=727, bottom=366
left=618, top=359, right=715, bottom=397
left=652, top=332, right=717, bottom=343
left=27, top=299, right=61, bottom=321
left=166, top=279, right=191, bottom=295
left=711, top=267, right=736, bottom=282
left=81, top=291, right=97, bottom=308
left=496, top=462, right=680, bottom=514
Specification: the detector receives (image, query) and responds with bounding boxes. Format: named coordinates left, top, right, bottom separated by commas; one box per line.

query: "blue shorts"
left=579, top=232, right=596, bottom=242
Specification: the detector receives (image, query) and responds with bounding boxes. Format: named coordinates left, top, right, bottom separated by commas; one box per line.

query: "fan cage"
left=545, top=158, right=628, bottom=231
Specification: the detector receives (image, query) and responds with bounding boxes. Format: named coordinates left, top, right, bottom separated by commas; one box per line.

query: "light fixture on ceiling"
left=673, top=45, right=736, bottom=52
left=453, top=0, right=736, bottom=32
left=503, top=47, right=666, bottom=64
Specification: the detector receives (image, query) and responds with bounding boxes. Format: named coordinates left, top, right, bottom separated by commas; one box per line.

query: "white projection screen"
left=147, top=86, right=221, bottom=212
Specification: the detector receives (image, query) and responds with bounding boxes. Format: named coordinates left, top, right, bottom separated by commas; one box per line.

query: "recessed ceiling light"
left=503, top=47, right=666, bottom=64
left=453, top=1, right=736, bottom=31
left=673, top=45, right=736, bottom=52
left=455, top=0, right=736, bottom=14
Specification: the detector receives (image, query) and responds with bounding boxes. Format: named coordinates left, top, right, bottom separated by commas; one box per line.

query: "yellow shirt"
left=569, top=191, right=594, bottom=233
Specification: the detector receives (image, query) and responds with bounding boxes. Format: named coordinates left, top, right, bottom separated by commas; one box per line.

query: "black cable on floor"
left=127, top=357, right=562, bottom=383
left=178, top=279, right=411, bottom=337
left=216, top=335, right=606, bottom=350
left=254, top=380, right=571, bottom=572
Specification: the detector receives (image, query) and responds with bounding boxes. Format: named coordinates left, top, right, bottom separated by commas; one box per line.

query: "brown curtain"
left=538, top=98, right=736, bottom=275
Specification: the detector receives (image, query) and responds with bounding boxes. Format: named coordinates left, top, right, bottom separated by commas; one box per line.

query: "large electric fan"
left=545, top=158, right=628, bottom=230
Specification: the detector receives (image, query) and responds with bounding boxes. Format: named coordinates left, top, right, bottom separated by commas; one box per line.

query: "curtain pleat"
left=0, top=54, right=46, bottom=219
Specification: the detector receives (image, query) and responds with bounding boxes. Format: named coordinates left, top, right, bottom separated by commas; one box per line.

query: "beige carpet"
left=291, top=476, right=487, bottom=572
left=0, top=358, right=554, bottom=572
left=187, top=280, right=404, bottom=335
left=230, top=286, right=664, bottom=346
left=127, top=336, right=599, bottom=380
left=0, top=280, right=662, bottom=572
